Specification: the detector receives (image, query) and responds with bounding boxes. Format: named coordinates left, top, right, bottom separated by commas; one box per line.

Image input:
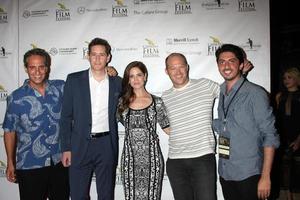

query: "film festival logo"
left=82, top=41, right=90, bottom=59
left=0, top=6, right=8, bottom=23
left=240, top=38, right=261, bottom=51
left=207, top=36, right=222, bottom=56
left=0, top=46, right=6, bottom=57
left=0, top=85, right=8, bottom=101
left=0, top=46, right=12, bottom=59
left=175, top=0, right=192, bottom=15
left=30, top=43, right=39, bottom=49
left=0, top=161, right=6, bottom=178
left=0, top=125, right=3, bottom=137
left=143, top=39, right=159, bottom=58
left=202, top=0, right=230, bottom=10
left=112, top=0, right=128, bottom=17
left=238, top=0, right=256, bottom=12
left=56, top=3, right=71, bottom=21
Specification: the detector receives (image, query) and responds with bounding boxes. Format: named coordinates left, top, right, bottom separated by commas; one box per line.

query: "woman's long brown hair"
left=118, top=61, right=148, bottom=114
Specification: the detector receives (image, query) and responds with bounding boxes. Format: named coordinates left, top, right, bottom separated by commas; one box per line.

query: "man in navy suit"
left=59, top=38, right=122, bottom=200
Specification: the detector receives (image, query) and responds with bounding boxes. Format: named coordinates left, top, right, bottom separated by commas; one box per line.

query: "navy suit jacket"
left=59, top=69, right=122, bottom=166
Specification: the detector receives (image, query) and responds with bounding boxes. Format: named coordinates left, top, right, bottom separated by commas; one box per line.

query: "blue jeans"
left=166, top=153, right=217, bottom=200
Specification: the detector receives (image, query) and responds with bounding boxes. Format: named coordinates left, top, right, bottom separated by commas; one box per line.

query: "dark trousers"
left=220, top=174, right=260, bottom=200
left=16, top=162, right=69, bottom=200
left=69, top=135, right=116, bottom=200
left=166, top=153, right=217, bottom=200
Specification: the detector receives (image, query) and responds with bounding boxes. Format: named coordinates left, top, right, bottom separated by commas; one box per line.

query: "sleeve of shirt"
left=2, top=94, right=19, bottom=133
left=156, top=97, right=170, bottom=129
left=252, top=87, right=280, bottom=148
left=59, top=75, right=73, bottom=152
left=212, top=118, right=221, bottom=134
left=212, top=81, right=220, bottom=99
left=211, top=81, right=221, bottom=133
left=56, top=80, right=65, bottom=93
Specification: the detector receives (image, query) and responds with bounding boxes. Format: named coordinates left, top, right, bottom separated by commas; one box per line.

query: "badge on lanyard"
left=219, top=136, right=230, bottom=159
left=219, top=79, right=245, bottom=159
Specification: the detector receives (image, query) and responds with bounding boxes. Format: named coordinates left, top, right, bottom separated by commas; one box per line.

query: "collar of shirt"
left=88, top=68, right=108, bottom=83
left=220, top=76, right=245, bottom=96
left=22, top=79, right=51, bottom=97
left=172, top=79, right=191, bottom=91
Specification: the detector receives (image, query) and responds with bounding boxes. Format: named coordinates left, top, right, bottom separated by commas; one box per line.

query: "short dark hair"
left=23, top=48, right=51, bottom=79
left=88, top=37, right=111, bottom=56
left=215, top=44, right=244, bottom=64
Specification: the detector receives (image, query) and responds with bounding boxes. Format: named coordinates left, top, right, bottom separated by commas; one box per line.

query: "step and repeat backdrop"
left=0, top=0, right=269, bottom=199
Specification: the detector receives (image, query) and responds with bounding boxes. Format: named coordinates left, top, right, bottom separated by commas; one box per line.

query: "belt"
left=90, top=131, right=109, bottom=139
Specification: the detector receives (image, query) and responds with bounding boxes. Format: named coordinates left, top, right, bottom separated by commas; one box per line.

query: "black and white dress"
left=118, top=95, right=170, bottom=200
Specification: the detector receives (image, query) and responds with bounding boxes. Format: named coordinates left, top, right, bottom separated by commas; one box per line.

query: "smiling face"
left=25, top=55, right=48, bottom=88
left=88, top=45, right=111, bottom=73
left=217, top=51, right=243, bottom=83
left=165, top=55, right=189, bottom=88
left=128, top=66, right=147, bottom=90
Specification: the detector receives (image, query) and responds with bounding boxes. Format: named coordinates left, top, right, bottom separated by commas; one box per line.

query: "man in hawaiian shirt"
left=2, top=48, right=69, bottom=199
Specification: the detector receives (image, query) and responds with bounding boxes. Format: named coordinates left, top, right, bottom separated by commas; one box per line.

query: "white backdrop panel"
left=1, top=0, right=269, bottom=199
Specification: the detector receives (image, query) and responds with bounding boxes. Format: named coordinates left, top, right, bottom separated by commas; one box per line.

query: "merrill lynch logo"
left=166, top=37, right=199, bottom=45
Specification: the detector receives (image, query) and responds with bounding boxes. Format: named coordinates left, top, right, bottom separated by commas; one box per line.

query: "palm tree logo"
left=145, top=38, right=156, bottom=47
left=58, top=3, right=67, bottom=10
left=209, top=36, right=221, bottom=44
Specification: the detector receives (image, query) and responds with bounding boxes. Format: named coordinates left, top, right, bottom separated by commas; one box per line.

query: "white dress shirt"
left=89, top=69, right=109, bottom=133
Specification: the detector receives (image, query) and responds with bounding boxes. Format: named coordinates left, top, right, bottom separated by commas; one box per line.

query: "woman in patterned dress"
left=117, top=61, right=170, bottom=200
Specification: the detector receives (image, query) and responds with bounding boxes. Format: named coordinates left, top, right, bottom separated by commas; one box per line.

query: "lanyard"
left=221, top=79, right=246, bottom=123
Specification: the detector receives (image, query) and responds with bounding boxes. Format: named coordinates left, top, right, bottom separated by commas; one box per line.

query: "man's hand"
left=106, top=66, right=118, bottom=76
left=6, top=163, right=16, bottom=183
left=257, top=176, right=271, bottom=199
left=290, top=136, right=300, bottom=151
left=242, top=59, right=254, bottom=75
left=61, top=151, right=71, bottom=167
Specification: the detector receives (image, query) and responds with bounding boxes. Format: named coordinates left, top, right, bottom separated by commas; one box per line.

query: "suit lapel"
left=81, top=70, right=92, bottom=121
left=108, top=76, right=114, bottom=117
